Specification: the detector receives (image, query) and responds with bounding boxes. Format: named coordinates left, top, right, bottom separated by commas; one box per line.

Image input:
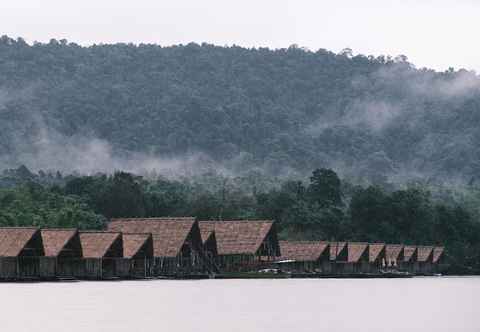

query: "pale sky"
left=1, top=0, right=479, bottom=71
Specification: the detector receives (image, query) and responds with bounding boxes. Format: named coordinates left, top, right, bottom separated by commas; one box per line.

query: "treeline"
left=1, top=36, right=480, bottom=183
left=1, top=166, right=479, bottom=273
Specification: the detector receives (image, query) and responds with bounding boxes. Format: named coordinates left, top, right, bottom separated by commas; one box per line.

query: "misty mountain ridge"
left=1, top=36, right=480, bottom=186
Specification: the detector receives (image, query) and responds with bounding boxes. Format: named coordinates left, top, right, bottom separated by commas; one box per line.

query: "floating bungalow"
left=0, top=227, right=44, bottom=280
left=41, top=229, right=84, bottom=278
left=122, top=233, right=154, bottom=278
left=199, top=220, right=280, bottom=272
left=402, top=246, right=418, bottom=273
left=79, top=231, right=128, bottom=279
left=368, top=243, right=386, bottom=273
left=108, top=217, right=212, bottom=275
left=385, top=244, right=404, bottom=269
left=343, top=242, right=370, bottom=273
left=416, top=246, right=434, bottom=274
left=276, top=241, right=330, bottom=273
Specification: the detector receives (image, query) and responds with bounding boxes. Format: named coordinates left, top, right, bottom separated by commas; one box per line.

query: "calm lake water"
left=0, top=277, right=478, bottom=332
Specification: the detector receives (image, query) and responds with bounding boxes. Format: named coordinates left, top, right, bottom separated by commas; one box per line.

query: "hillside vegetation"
left=1, top=36, right=480, bottom=183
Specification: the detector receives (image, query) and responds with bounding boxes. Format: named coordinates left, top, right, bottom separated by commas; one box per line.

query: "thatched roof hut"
left=432, top=247, right=445, bottom=264
left=279, top=241, right=329, bottom=262
left=369, top=243, right=386, bottom=263
left=198, top=220, right=280, bottom=257
left=0, top=227, right=45, bottom=279
left=122, top=233, right=154, bottom=259
left=385, top=244, right=404, bottom=266
left=347, top=242, right=369, bottom=263
left=41, top=229, right=82, bottom=258
left=79, top=231, right=123, bottom=258
left=0, top=227, right=44, bottom=257
left=403, top=246, right=418, bottom=263
left=417, top=246, right=434, bottom=263
left=108, top=217, right=202, bottom=258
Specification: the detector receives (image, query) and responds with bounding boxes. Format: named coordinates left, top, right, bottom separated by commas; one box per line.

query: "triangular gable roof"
left=369, top=243, right=386, bottom=263
left=330, top=242, right=347, bottom=260
left=403, top=246, right=418, bottom=262
left=200, top=228, right=214, bottom=244
left=417, top=246, right=434, bottom=262
left=41, top=229, right=79, bottom=257
left=0, top=227, right=43, bottom=257
left=432, top=247, right=445, bottom=263
left=108, top=217, right=197, bottom=257
left=279, top=241, right=329, bottom=262
left=122, top=233, right=153, bottom=258
left=385, top=244, right=404, bottom=263
left=79, top=231, right=122, bottom=258
left=347, top=242, right=369, bottom=263
left=199, top=220, right=279, bottom=256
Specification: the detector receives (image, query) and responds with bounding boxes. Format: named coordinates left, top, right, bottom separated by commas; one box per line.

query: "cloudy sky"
left=1, top=0, right=478, bottom=71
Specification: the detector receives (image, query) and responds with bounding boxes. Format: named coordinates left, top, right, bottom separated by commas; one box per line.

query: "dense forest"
left=1, top=36, right=480, bottom=184
left=0, top=166, right=479, bottom=273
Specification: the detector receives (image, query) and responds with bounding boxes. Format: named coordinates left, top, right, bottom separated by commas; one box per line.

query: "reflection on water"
left=0, top=277, right=478, bottom=332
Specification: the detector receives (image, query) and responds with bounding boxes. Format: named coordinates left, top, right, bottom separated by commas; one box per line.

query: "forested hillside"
left=1, top=36, right=480, bottom=184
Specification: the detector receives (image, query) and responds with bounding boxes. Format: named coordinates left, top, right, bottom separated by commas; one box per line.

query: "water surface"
left=1, top=277, right=478, bottom=332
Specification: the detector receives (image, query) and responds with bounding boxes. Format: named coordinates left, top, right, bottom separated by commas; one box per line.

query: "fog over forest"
left=1, top=36, right=480, bottom=186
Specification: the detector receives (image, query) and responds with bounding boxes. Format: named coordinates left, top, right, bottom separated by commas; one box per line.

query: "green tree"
left=308, top=169, right=343, bottom=208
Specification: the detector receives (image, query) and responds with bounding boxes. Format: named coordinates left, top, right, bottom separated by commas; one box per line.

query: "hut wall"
left=130, top=258, right=153, bottom=278
left=114, top=258, right=131, bottom=278
left=412, top=262, right=420, bottom=274
left=344, top=263, right=355, bottom=274
left=218, top=254, right=259, bottom=272
left=420, top=262, right=433, bottom=275
left=57, top=258, right=85, bottom=277
left=83, top=258, right=102, bottom=279
left=334, top=262, right=350, bottom=274
left=400, top=262, right=415, bottom=274
left=17, top=257, right=40, bottom=279
left=359, top=262, right=370, bottom=274
left=153, top=257, right=177, bottom=276
left=320, top=261, right=332, bottom=274
left=102, top=258, right=117, bottom=279
left=39, top=257, right=56, bottom=279
left=0, top=257, right=17, bottom=279
left=367, top=261, right=383, bottom=274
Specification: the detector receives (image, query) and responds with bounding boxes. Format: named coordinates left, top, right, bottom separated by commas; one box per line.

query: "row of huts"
left=0, top=218, right=446, bottom=280
left=276, top=241, right=446, bottom=275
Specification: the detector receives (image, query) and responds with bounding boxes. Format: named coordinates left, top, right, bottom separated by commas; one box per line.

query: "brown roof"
left=403, top=246, right=417, bottom=262
left=347, top=242, right=369, bottom=263
left=0, top=227, right=42, bottom=257
left=279, top=241, right=329, bottom=262
left=199, top=220, right=278, bottom=255
left=330, top=242, right=347, bottom=260
left=41, top=229, right=78, bottom=257
left=200, top=228, right=214, bottom=244
left=432, top=247, right=445, bottom=263
left=369, top=243, right=386, bottom=263
left=79, top=232, right=122, bottom=258
left=385, top=244, right=404, bottom=262
left=417, top=246, right=434, bottom=262
left=122, top=233, right=153, bottom=258
left=108, top=217, right=197, bottom=257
